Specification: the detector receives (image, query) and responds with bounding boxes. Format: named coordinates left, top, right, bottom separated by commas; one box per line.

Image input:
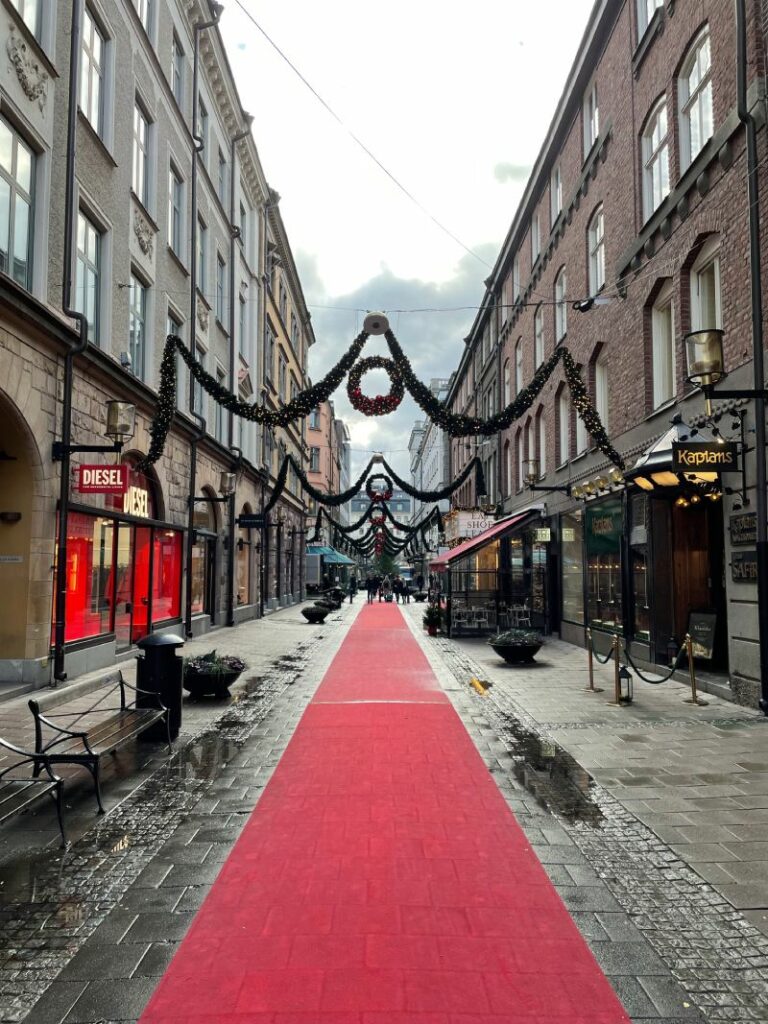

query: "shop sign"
left=534, top=527, right=551, bottom=543
left=729, top=512, right=757, bottom=546
left=123, top=486, right=150, bottom=518
left=688, top=611, right=717, bottom=659
left=562, top=527, right=576, bottom=542
left=671, top=441, right=739, bottom=473
left=77, top=464, right=128, bottom=494
left=732, top=550, right=758, bottom=582
left=586, top=500, right=622, bottom=553
left=443, top=510, right=492, bottom=543
left=238, top=514, right=265, bottom=529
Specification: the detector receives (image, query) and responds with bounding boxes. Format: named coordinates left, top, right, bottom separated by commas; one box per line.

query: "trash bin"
left=135, top=633, right=184, bottom=742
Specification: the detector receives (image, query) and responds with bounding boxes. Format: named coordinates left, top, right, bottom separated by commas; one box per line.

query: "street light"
left=52, top=400, right=136, bottom=461
left=525, top=457, right=571, bottom=495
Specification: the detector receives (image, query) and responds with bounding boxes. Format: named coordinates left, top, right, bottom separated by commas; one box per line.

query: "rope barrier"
left=592, top=641, right=615, bottom=665
left=623, top=642, right=686, bottom=684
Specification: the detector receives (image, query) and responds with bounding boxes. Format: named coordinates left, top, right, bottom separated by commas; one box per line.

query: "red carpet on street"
left=139, top=603, right=630, bottom=1023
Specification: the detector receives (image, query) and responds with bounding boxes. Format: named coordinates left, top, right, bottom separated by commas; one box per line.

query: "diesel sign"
left=671, top=442, right=739, bottom=474
left=77, top=464, right=129, bottom=494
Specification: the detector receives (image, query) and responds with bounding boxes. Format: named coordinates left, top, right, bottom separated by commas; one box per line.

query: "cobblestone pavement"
left=1, top=600, right=767, bottom=1022
left=398, top=605, right=768, bottom=1024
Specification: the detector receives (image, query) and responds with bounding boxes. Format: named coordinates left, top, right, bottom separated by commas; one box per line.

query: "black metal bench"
left=0, top=738, right=66, bottom=845
left=29, top=671, right=171, bottom=815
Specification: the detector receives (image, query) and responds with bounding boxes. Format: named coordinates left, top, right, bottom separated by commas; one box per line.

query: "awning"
left=429, top=511, right=534, bottom=571
left=306, top=545, right=355, bottom=565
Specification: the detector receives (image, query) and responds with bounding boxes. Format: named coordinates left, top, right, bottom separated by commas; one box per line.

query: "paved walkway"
left=138, top=602, right=629, bottom=1022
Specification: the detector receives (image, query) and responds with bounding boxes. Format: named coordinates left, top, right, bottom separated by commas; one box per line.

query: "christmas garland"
left=347, top=356, right=404, bottom=416
left=366, top=474, right=393, bottom=502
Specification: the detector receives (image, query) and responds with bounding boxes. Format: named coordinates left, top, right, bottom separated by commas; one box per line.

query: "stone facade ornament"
left=6, top=29, right=48, bottom=112
left=133, top=209, right=154, bottom=257
left=196, top=295, right=209, bottom=331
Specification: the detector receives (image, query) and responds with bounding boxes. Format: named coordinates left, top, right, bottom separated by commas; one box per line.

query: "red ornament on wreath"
left=347, top=356, right=404, bottom=417
left=366, top=473, right=393, bottom=503
left=370, top=511, right=385, bottom=526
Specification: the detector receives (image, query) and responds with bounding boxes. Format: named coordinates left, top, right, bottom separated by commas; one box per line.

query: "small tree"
left=373, top=553, right=398, bottom=577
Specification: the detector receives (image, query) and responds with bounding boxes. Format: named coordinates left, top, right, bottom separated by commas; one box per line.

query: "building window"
left=197, top=97, right=208, bottom=155
left=576, top=370, right=589, bottom=454
left=132, top=102, right=150, bottom=207
left=583, top=80, right=599, bottom=157
left=515, top=338, right=523, bottom=395
left=531, top=212, right=540, bottom=263
left=239, top=200, right=247, bottom=249
left=278, top=355, right=287, bottom=402
left=168, top=165, right=183, bottom=257
left=215, top=367, right=226, bottom=441
left=638, top=0, right=663, bottom=38
left=595, top=355, right=609, bottom=433
left=588, top=206, right=605, bottom=295
left=168, top=311, right=184, bottom=407
left=526, top=419, right=535, bottom=478
left=558, top=389, right=570, bottom=465
left=652, top=281, right=675, bottom=408
left=679, top=28, right=713, bottom=171
left=309, top=407, right=321, bottom=430
left=81, top=9, right=105, bottom=137
left=503, top=359, right=511, bottom=406
left=690, top=237, right=721, bottom=331
left=217, top=148, right=227, bottom=208
left=171, top=33, right=184, bottom=108
left=11, top=0, right=41, bottom=39
left=0, top=117, right=34, bottom=290
left=534, top=305, right=544, bottom=367
left=238, top=294, right=246, bottom=356
left=278, top=280, right=287, bottom=323
left=216, top=254, right=226, bottom=323
left=290, top=313, right=299, bottom=350
left=128, top=274, right=147, bottom=379
left=512, top=254, right=520, bottom=302
left=537, top=410, right=547, bottom=477
left=642, top=99, right=669, bottom=220
left=76, top=210, right=101, bottom=344
left=555, top=267, right=567, bottom=341
left=551, top=164, right=562, bottom=224
left=197, top=217, right=207, bottom=293
left=133, top=0, right=152, bottom=36
left=309, top=447, right=320, bottom=472
left=194, top=343, right=205, bottom=415
left=265, top=324, right=275, bottom=384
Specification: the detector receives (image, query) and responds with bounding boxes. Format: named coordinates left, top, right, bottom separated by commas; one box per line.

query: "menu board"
left=687, top=611, right=717, bottom=660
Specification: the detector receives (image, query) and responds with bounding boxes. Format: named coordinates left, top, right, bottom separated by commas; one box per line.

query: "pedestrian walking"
left=416, top=573, right=424, bottom=593
left=382, top=575, right=392, bottom=603
left=348, top=577, right=356, bottom=604
left=393, top=577, right=402, bottom=604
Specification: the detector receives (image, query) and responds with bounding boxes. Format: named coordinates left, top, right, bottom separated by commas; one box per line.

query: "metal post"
left=584, top=627, right=604, bottom=693
left=607, top=634, right=622, bottom=706
left=684, top=633, right=708, bottom=706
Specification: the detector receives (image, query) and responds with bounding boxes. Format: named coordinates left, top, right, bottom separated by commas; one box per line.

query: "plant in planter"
left=422, top=605, right=443, bottom=636
left=302, top=604, right=329, bottom=624
left=488, top=629, right=544, bottom=664
left=413, top=591, right=428, bottom=602
left=183, top=650, right=247, bottom=698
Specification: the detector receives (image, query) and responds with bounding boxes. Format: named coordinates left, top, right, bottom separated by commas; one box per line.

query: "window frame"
left=534, top=304, right=544, bottom=367
left=637, top=0, right=663, bottom=39
left=132, top=100, right=151, bottom=208
left=690, top=236, right=721, bottom=332
left=171, top=32, right=185, bottom=109
left=651, top=280, right=676, bottom=409
left=75, top=208, right=101, bottom=345
left=128, top=273, right=147, bottom=379
left=168, top=163, right=184, bottom=258
left=558, top=389, right=570, bottom=466
left=0, top=115, right=35, bottom=291
left=583, top=79, right=599, bottom=158
left=588, top=205, right=605, bottom=295
left=515, top=338, right=523, bottom=395
left=550, top=164, right=562, bottom=224
left=679, top=27, right=713, bottom=171
left=642, top=98, right=670, bottom=221
left=531, top=211, right=540, bottom=264
left=81, top=7, right=106, bottom=138
left=595, top=355, right=609, bottom=433
left=555, top=267, right=567, bottom=341
left=216, top=252, right=226, bottom=324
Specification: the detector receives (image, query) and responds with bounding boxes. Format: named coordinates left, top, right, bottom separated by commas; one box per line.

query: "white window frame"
left=503, top=359, right=511, bottom=406
left=167, top=310, right=185, bottom=408
left=133, top=0, right=153, bottom=39
left=575, top=402, right=589, bottom=455
left=652, top=281, right=676, bottom=409
left=217, top=147, right=228, bottom=208
left=595, top=356, right=609, bottom=433
left=168, top=164, right=183, bottom=258
left=537, top=412, right=547, bottom=477
left=531, top=212, right=540, bottom=263
left=197, top=216, right=207, bottom=294
left=637, top=0, right=663, bottom=39
left=558, top=390, right=570, bottom=466
left=0, top=115, right=35, bottom=291
left=515, top=338, right=523, bottom=395
left=75, top=209, right=101, bottom=344
left=516, top=431, right=524, bottom=492
left=238, top=292, right=247, bottom=357
left=512, top=254, right=520, bottom=301
left=171, top=32, right=184, bottom=109
left=527, top=419, right=535, bottom=479
left=588, top=206, right=605, bottom=295
left=215, top=365, right=226, bottom=441
left=555, top=267, right=567, bottom=341
left=216, top=252, right=226, bottom=323
left=690, top=236, right=721, bottom=332
left=81, top=8, right=106, bottom=137
left=11, top=0, right=41, bottom=40
left=128, top=274, right=147, bottom=380
left=583, top=80, right=599, bottom=157
left=194, top=342, right=206, bottom=417
left=642, top=98, right=670, bottom=221
left=551, top=164, right=562, bottom=224
left=534, top=305, right=544, bottom=367
left=132, top=101, right=151, bottom=208
left=679, top=28, right=713, bottom=171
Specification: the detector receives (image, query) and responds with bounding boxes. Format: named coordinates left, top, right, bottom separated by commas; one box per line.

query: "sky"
left=222, top=0, right=595, bottom=478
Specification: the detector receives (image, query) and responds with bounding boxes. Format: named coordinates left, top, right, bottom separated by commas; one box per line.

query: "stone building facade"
left=446, top=0, right=768, bottom=707
left=0, top=0, right=312, bottom=688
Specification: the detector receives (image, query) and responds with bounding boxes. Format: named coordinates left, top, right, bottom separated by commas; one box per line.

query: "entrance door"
left=671, top=502, right=728, bottom=669
left=131, top=527, right=152, bottom=643
left=114, top=523, right=134, bottom=651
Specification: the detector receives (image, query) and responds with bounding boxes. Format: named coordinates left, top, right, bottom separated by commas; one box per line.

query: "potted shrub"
left=422, top=605, right=443, bottom=636
left=413, top=591, right=428, bottom=603
left=488, top=629, right=544, bottom=664
left=302, top=604, right=329, bottom=624
left=183, top=650, right=247, bottom=698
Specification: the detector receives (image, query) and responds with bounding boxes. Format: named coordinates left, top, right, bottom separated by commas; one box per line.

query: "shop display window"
left=237, top=531, right=251, bottom=606
left=190, top=540, right=208, bottom=615
left=631, top=547, right=651, bottom=642
left=61, top=513, right=115, bottom=642
left=561, top=511, right=584, bottom=624
left=153, top=530, right=182, bottom=623
left=586, top=498, right=623, bottom=634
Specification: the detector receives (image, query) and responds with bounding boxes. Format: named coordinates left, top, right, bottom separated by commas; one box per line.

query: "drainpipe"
left=185, top=3, right=222, bottom=639
left=53, top=0, right=88, bottom=683
left=735, top=0, right=768, bottom=714
left=228, top=115, right=253, bottom=449
left=226, top=445, right=242, bottom=626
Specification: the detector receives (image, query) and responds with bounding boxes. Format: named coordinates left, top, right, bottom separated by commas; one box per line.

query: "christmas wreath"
left=370, top=511, right=385, bottom=526
left=366, top=473, right=393, bottom=502
left=347, top=356, right=404, bottom=417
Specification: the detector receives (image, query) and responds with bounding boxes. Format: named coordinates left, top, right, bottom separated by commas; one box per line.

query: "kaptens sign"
left=671, top=442, right=739, bottom=474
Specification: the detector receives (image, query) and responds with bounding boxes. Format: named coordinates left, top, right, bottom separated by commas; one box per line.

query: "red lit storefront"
left=53, top=461, right=183, bottom=652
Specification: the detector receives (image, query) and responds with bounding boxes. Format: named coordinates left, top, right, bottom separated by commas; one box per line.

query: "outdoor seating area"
left=450, top=600, right=532, bottom=634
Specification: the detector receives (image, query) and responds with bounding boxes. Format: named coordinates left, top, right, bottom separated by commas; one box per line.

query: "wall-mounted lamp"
left=218, top=471, right=236, bottom=496
left=53, top=400, right=136, bottom=461
left=524, top=458, right=571, bottom=495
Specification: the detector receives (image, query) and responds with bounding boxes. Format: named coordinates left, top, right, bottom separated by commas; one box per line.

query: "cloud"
left=299, top=244, right=498, bottom=480
left=494, top=162, right=531, bottom=184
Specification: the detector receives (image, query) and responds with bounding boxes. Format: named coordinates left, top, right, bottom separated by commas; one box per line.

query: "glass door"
left=114, top=523, right=134, bottom=651
left=131, top=526, right=152, bottom=643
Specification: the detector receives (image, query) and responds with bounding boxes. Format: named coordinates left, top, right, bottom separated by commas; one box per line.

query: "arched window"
left=588, top=206, right=605, bottom=295
left=526, top=418, right=535, bottom=482
left=679, top=27, right=713, bottom=170
left=595, top=354, right=609, bottom=433
left=555, top=267, right=567, bottom=341
left=515, top=338, right=523, bottom=395
left=690, top=235, right=721, bottom=332
left=504, top=440, right=512, bottom=496
left=516, top=429, right=525, bottom=492
left=537, top=408, right=547, bottom=478
left=642, top=98, right=670, bottom=220
left=503, top=359, right=511, bottom=406
left=534, top=305, right=544, bottom=367
left=557, top=388, right=570, bottom=466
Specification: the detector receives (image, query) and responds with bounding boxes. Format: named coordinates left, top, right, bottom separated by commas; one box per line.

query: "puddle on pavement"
left=501, top=714, right=604, bottom=828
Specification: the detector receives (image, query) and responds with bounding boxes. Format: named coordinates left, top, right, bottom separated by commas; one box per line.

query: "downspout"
left=185, top=3, right=222, bottom=639
left=226, top=445, right=242, bottom=626
left=53, top=0, right=88, bottom=683
left=735, top=0, right=768, bottom=714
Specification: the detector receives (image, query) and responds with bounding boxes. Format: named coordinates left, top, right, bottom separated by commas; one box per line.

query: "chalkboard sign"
left=687, top=611, right=717, bottom=660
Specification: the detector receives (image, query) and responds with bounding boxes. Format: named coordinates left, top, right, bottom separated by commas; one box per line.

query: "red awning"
left=430, top=512, right=531, bottom=571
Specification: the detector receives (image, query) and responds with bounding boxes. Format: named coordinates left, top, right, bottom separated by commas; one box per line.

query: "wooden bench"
left=0, top=738, right=66, bottom=845
left=29, top=671, right=171, bottom=815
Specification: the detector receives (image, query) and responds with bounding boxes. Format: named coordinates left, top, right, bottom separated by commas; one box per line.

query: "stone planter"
left=413, top=591, right=428, bottom=602
left=489, top=642, right=542, bottom=664
left=183, top=668, right=242, bottom=699
left=302, top=606, right=329, bottom=624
